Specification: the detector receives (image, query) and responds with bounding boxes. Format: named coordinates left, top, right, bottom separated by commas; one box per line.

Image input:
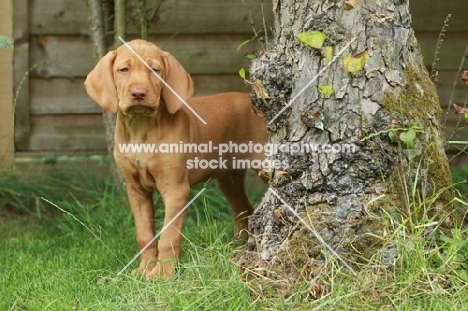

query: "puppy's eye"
left=151, top=68, right=160, bottom=74
left=118, top=67, right=129, bottom=73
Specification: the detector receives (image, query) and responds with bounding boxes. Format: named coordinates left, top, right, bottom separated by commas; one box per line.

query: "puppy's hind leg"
left=216, top=170, right=253, bottom=240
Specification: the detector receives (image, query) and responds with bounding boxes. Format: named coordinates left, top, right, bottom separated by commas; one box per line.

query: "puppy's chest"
left=130, top=157, right=158, bottom=191
left=120, top=155, right=158, bottom=191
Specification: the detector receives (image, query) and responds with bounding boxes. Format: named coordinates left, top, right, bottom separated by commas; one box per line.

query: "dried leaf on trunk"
left=275, top=170, right=292, bottom=180
left=453, top=103, right=468, bottom=125
left=311, top=111, right=325, bottom=131
left=258, top=170, right=272, bottom=180
left=253, top=79, right=270, bottom=99
left=461, top=70, right=468, bottom=85
left=453, top=103, right=468, bottom=114
left=344, top=0, right=357, bottom=10
left=390, top=118, right=399, bottom=128
left=273, top=209, right=282, bottom=220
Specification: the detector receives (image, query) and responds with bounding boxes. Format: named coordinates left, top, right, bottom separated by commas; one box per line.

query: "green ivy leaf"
left=245, top=54, right=257, bottom=60
left=239, top=68, right=246, bottom=80
left=400, top=129, right=416, bottom=149
left=342, top=51, right=370, bottom=72
left=318, top=85, right=333, bottom=97
left=389, top=130, right=399, bottom=142
left=296, top=31, right=327, bottom=49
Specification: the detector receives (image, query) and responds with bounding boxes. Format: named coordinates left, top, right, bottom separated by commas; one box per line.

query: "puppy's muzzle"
left=124, top=86, right=158, bottom=115
left=131, top=86, right=147, bottom=101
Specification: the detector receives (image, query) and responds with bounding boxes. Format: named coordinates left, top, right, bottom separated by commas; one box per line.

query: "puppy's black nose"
left=131, top=87, right=147, bottom=100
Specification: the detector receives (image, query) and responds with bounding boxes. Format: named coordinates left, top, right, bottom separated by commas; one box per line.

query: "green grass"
left=0, top=165, right=467, bottom=310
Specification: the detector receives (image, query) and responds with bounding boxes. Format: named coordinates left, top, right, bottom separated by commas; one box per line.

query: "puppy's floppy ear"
left=84, top=51, right=119, bottom=113
left=161, top=51, right=194, bottom=114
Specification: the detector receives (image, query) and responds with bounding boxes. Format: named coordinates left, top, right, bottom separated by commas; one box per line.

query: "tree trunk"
left=87, top=0, right=124, bottom=187
left=238, top=0, right=454, bottom=282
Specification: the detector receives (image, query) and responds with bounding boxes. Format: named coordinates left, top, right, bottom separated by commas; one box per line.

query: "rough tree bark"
left=238, top=0, right=454, bottom=282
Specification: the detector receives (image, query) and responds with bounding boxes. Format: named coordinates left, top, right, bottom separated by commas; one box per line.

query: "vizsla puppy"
left=84, top=39, right=267, bottom=279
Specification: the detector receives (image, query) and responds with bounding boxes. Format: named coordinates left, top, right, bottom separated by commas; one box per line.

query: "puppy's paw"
left=131, top=260, right=157, bottom=278
left=145, top=261, right=174, bottom=280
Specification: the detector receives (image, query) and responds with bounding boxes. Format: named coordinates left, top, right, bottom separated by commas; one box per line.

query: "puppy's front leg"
left=126, top=185, right=158, bottom=275
left=146, top=183, right=190, bottom=279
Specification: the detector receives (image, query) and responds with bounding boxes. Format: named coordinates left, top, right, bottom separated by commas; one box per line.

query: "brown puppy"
left=84, top=39, right=267, bottom=279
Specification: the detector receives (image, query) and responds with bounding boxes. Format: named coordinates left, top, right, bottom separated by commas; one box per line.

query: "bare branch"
left=137, top=0, right=147, bottom=40
left=86, top=0, right=106, bottom=59
left=114, top=0, right=127, bottom=48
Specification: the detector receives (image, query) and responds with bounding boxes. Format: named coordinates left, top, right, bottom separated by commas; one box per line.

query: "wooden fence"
left=3, top=0, right=468, bottom=163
